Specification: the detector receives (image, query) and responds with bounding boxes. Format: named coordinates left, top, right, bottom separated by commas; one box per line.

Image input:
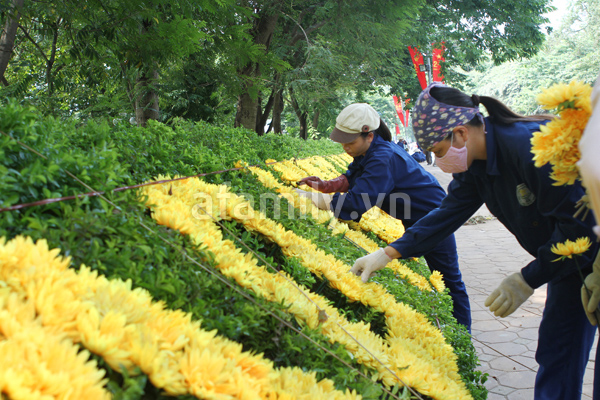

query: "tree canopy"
left=0, top=0, right=556, bottom=136
left=463, top=0, right=600, bottom=115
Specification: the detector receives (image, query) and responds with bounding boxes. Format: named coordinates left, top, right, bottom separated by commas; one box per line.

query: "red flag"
left=392, top=95, right=406, bottom=126
left=408, top=46, right=427, bottom=90
left=395, top=124, right=401, bottom=135
left=404, top=99, right=410, bottom=126
left=432, top=44, right=445, bottom=82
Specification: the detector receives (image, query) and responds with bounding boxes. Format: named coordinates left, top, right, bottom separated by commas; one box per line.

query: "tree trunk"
left=46, top=19, right=60, bottom=95
left=272, top=88, right=284, bottom=133
left=235, top=87, right=257, bottom=131
left=234, top=8, right=281, bottom=132
left=134, top=68, right=159, bottom=127
left=312, top=108, right=320, bottom=131
left=0, top=0, right=25, bottom=86
left=255, top=95, right=264, bottom=135
left=133, top=20, right=159, bottom=127
left=256, top=91, right=274, bottom=135
left=289, top=86, right=308, bottom=139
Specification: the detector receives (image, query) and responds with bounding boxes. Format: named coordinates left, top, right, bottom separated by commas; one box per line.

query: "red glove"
left=298, top=175, right=349, bottom=193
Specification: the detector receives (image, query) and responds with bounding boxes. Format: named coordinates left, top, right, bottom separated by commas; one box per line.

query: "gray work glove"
left=294, top=188, right=333, bottom=210
left=350, top=249, right=393, bottom=283
left=485, top=272, right=534, bottom=318
left=582, top=252, right=600, bottom=325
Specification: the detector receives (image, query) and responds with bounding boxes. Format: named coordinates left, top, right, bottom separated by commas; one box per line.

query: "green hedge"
left=0, top=100, right=486, bottom=399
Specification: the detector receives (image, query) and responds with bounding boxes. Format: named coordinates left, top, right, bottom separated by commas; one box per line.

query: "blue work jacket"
left=390, top=118, right=598, bottom=289
left=330, top=135, right=446, bottom=225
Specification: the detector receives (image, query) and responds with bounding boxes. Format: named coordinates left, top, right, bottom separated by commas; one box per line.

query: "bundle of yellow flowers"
left=531, top=81, right=593, bottom=186
left=355, top=207, right=406, bottom=244
left=296, top=157, right=341, bottom=181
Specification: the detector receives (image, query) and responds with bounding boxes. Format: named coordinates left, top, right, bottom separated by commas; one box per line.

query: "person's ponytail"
left=429, top=86, right=553, bottom=127
left=374, top=118, right=392, bottom=141
left=478, top=96, right=552, bottom=125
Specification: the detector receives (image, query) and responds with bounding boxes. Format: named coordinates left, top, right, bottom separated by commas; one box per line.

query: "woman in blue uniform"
left=350, top=84, right=599, bottom=400
left=296, top=102, right=472, bottom=331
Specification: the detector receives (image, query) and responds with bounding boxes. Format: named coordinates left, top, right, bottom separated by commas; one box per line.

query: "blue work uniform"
left=390, top=118, right=599, bottom=400
left=330, top=134, right=472, bottom=330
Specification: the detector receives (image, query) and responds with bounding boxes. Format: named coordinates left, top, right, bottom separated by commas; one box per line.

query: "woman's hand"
left=298, top=175, right=349, bottom=193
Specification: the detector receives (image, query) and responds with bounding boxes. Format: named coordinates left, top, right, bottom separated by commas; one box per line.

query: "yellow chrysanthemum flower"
left=536, top=81, right=592, bottom=111
left=551, top=237, right=592, bottom=260
left=531, top=81, right=592, bottom=186
left=429, top=271, right=446, bottom=293
left=2, top=234, right=364, bottom=400
left=234, top=160, right=249, bottom=169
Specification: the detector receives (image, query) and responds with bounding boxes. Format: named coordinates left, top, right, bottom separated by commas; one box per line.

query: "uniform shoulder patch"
left=516, top=183, right=536, bottom=207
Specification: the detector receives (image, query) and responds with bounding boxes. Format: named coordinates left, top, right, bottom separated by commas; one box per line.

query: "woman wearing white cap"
left=296, top=102, right=472, bottom=331
left=348, top=84, right=599, bottom=400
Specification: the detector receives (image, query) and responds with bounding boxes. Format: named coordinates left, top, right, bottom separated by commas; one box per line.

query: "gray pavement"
left=420, top=163, right=598, bottom=399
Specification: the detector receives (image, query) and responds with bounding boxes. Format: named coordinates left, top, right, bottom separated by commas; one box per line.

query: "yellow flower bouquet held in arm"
left=531, top=81, right=593, bottom=187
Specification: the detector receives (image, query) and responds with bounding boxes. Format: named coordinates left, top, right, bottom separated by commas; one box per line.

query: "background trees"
left=463, top=0, right=600, bottom=115
left=2, top=0, right=595, bottom=138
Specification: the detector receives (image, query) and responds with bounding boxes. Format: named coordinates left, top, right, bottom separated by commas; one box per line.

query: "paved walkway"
left=421, top=163, right=598, bottom=399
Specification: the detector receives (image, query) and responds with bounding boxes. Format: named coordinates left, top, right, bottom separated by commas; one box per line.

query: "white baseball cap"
left=330, top=103, right=381, bottom=143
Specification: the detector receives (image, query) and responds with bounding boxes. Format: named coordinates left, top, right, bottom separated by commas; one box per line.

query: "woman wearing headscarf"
left=349, top=84, right=599, bottom=400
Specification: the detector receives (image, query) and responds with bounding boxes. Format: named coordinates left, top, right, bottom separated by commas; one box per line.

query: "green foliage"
left=1, top=0, right=556, bottom=135
left=84, top=118, right=342, bottom=184
left=461, top=0, right=599, bottom=115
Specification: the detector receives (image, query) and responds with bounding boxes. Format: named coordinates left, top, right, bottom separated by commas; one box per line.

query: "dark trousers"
left=423, top=233, right=472, bottom=331
left=425, top=151, right=433, bottom=165
left=593, top=340, right=600, bottom=400
left=535, top=271, right=596, bottom=399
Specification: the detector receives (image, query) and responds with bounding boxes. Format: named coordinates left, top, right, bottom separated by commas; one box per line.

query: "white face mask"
left=435, top=135, right=468, bottom=173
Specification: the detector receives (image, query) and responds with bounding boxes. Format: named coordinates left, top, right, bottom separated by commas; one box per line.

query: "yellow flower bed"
left=328, top=153, right=354, bottom=170
left=143, top=178, right=471, bottom=399
left=278, top=155, right=407, bottom=244
left=0, top=236, right=360, bottom=400
left=247, top=164, right=435, bottom=292
left=0, top=289, right=110, bottom=400
left=296, top=157, right=341, bottom=181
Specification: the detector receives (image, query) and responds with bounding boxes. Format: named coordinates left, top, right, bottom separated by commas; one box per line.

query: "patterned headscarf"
left=411, top=83, right=483, bottom=150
